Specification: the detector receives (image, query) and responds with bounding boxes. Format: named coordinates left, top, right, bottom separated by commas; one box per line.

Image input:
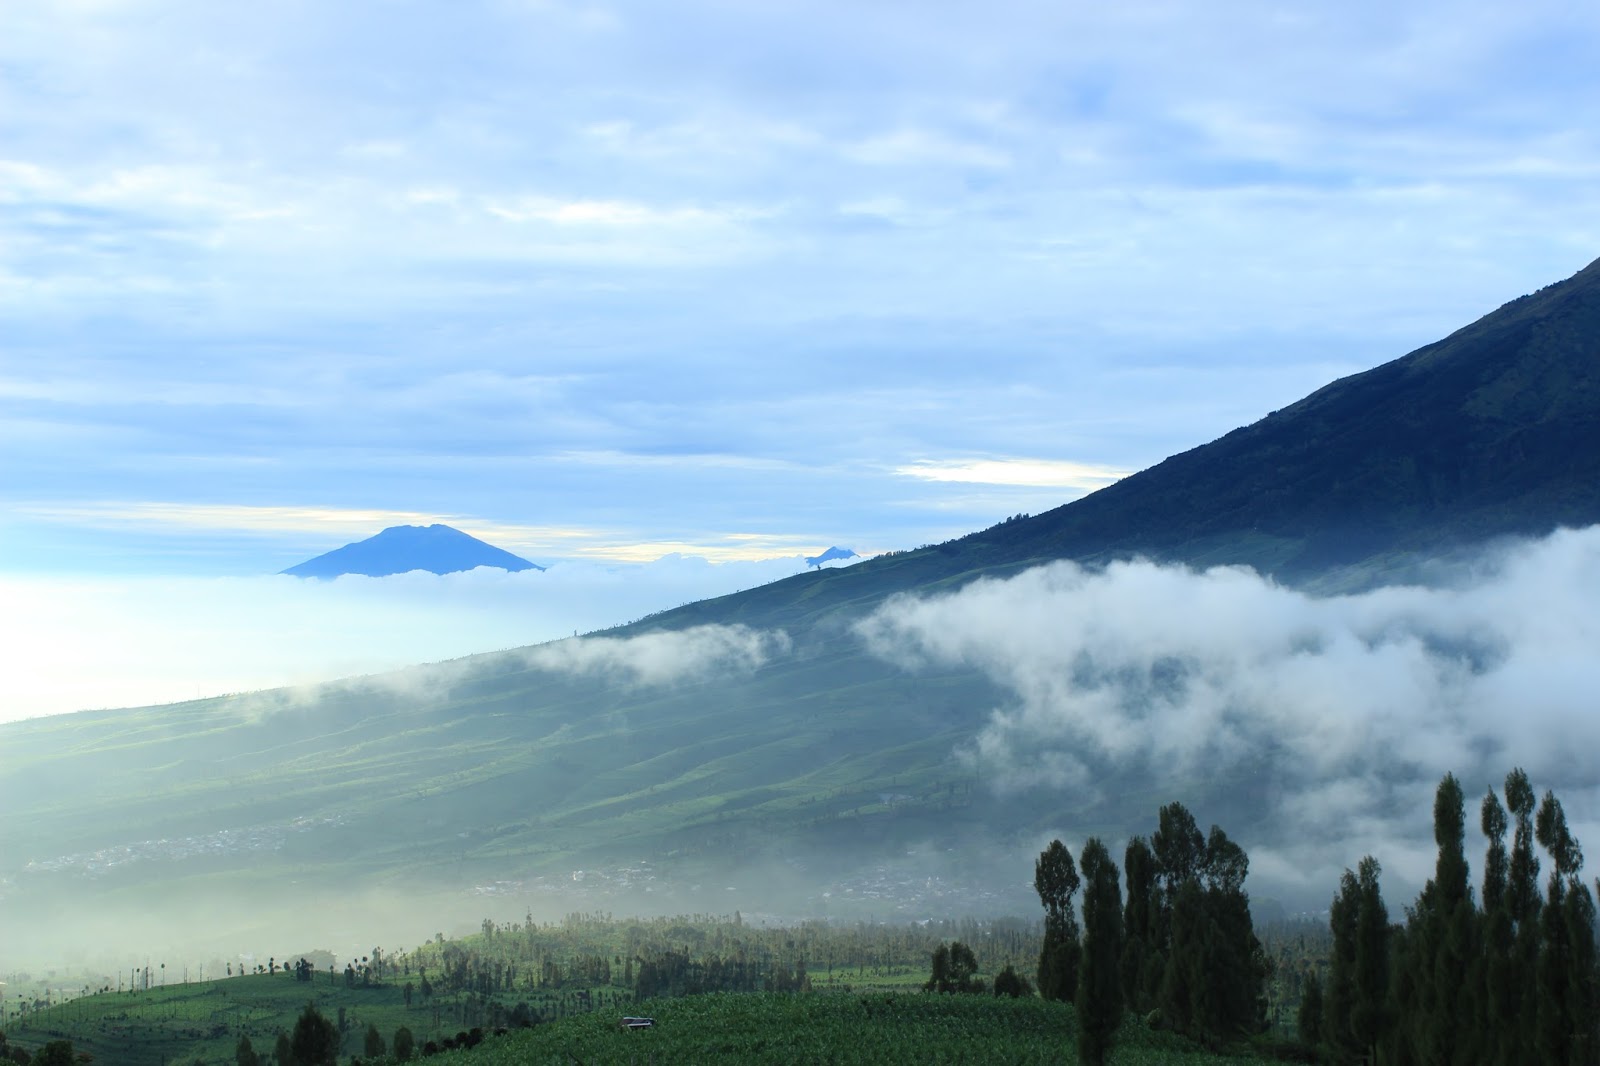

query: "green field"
left=10, top=986, right=1281, bottom=1066
left=5, top=906, right=1321, bottom=1065
left=402, top=991, right=1272, bottom=1065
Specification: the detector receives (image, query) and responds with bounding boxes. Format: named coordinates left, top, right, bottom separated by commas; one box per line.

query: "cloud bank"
left=518, top=624, right=790, bottom=686
left=0, top=554, right=838, bottom=722
left=856, top=527, right=1600, bottom=899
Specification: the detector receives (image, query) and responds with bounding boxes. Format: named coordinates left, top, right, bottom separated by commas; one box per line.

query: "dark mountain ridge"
left=990, top=256, right=1600, bottom=574
left=282, top=523, right=542, bottom=578
left=640, top=255, right=1600, bottom=635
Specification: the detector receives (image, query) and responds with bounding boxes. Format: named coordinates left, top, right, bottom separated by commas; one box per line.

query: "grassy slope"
left=420, top=992, right=1270, bottom=1066
left=13, top=984, right=1272, bottom=1066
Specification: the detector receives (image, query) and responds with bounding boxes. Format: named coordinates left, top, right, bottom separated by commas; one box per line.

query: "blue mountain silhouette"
left=805, top=546, right=858, bottom=567
left=281, top=524, right=542, bottom=578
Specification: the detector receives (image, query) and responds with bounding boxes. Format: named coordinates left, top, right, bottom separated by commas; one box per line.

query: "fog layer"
left=0, top=554, right=845, bottom=721
left=857, top=527, right=1600, bottom=898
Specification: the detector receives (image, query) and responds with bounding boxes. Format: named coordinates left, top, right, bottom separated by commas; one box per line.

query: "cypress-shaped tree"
left=1534, top=789, right=1586, bottom=1065
left=1121, top=836, right=1159, bottom=1012
left=1077, top=836, right=1124, bottom=1066
left=1151, top=802, right=1207, bottom=1038
left=1404, top=773, right=1475, bottom=1066
left=1478, top=786, right=1516, bottom=1066
left=1161, top=877, right=1206, bottom=1040
left=1153, top=802, right=1206, bottom=893
left=1350, top=856, right=1390, bottom=1064
left=1326, top=867, right=1360, bottom=1062
left=1505, top=768, right=1543, bottom=1054
left=1563, top=881, right=1598, bottom=1066
left=1035, top=839, right=1082, bottom=1002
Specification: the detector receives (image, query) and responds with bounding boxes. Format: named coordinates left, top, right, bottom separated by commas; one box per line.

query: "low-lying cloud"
left=0, top=554, right=840, bottom=722
left=518, top=624, right=791, bottom=686
left=856, top=527, right=1600, bottom=901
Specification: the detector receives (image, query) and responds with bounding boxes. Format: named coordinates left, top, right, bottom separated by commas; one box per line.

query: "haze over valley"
left=8, top=255, right=1600, bottom=978
left=4, top=4, right=1600, bottom=1061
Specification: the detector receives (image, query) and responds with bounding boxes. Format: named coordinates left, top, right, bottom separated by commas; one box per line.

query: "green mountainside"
left=4, top=256, right=1599, bottom=964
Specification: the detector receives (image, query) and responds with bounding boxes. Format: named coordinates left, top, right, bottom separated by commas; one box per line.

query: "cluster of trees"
left=1301, top=769, right=1599, bottom=1065
left=232, top=1004, right=428, bottom=1065
left=0, top=1032, right=75, bottom=1066
left=633, top=951, right=811, bottom=999
left=1033, top=802, right=1269, bottom=1065
left=923, top=943, right=982, bottom=995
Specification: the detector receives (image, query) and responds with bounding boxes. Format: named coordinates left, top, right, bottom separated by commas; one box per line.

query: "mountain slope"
left=4, top=256, right=1600, bottom=960
left=282, top=523, right=542, bottom=578
left=638, top=255, right=1600, bottom=635
left=975, top=254, right=1600, bottom=576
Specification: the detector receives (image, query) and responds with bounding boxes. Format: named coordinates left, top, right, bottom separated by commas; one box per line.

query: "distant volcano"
left=281, top=524, right=542, bottom=578
left=805, top=546, right=858, bottom=568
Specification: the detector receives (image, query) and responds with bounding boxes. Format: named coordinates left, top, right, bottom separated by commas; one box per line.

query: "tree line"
left=1302, top=768, right=1598, bottom=1065
left=1029, top=801, right=1270, bottom=1065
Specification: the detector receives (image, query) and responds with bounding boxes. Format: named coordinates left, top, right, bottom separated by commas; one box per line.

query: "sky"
left=3, top=0, right=1600, bottom=716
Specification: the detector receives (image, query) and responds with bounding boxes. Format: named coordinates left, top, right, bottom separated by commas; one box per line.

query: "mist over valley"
left=6, top=256, right=1600, bottom=985
left=6, top=5, right=1600, bottom=1057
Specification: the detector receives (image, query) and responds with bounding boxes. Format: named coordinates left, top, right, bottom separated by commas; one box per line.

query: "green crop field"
left=410, top=991, right=1273, bottom=1065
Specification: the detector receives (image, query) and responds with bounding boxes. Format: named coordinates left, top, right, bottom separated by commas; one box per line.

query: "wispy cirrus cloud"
left=895, top=458, right=1130, bottom=490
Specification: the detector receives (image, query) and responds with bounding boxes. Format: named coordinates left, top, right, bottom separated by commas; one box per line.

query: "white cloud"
left=518, top=624, right=790, bottom=686
left=855, top=526, right=1600, bottom=900
left=895, top=458, right=1131, bottom=489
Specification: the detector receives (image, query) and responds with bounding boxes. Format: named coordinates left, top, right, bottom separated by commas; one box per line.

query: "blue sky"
left=3, top=0, right=1600, bottom=715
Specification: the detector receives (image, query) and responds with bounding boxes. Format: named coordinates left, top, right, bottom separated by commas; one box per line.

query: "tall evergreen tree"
left=1533, top=789, right=1594, bottom=1065
left=1035, top=839, right=1082, bottom=1002
left=1505, top=768, right=1543, bottom=1055
left=1402, top=773, right=1476, bottom=1066
left=1121, top=836, right=1159, bottom=1012
left=1480, top=787, right=1516, bottom=1066
left=1350, top=856, right=1390, bottom=1064
left=235, top=1034, right=260, bottom=1066
left=1161, top=877, right=1207, bottom=1040
left=1561, top=877, right=1600, bottom=1062
left=1153, top=802, right=1208, bottom=1037
left=1326, top=867, right=1360, bottom=1062
left=1153, top=802, right=1206, bottom=893
left=1564, top=882, right=1599, bottom=1066
left=1137, top=804, right=1267, bottom=1047
left=1201, top=825, right=1269, bottom=1041
left=1077, top=837, right=1124, bottom=1066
